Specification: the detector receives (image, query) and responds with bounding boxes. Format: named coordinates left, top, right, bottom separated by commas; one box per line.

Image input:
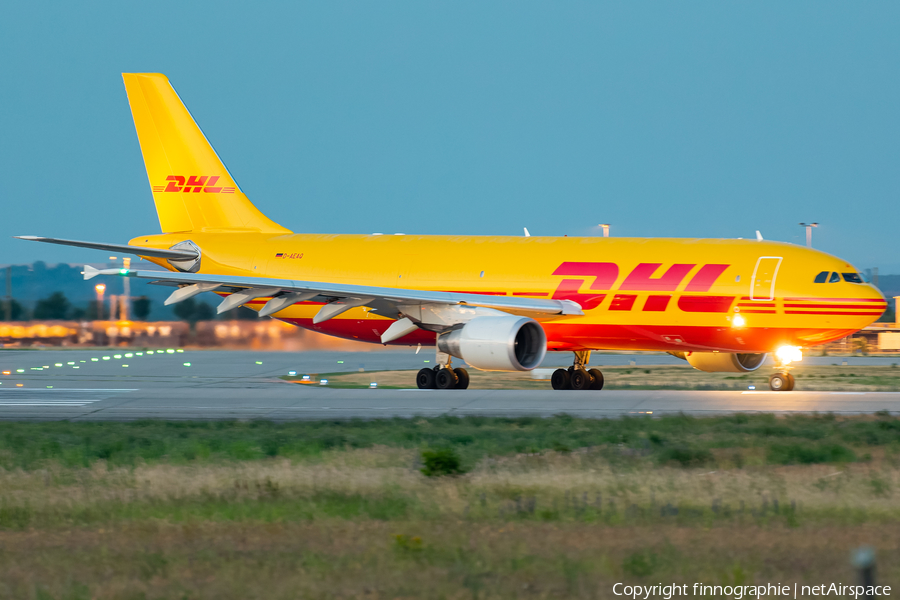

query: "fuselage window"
left=842, top=273, right=863, bottom=284
left=814, top=271, right=828, bottom=283
left=829, top=272, right=841, bottom=283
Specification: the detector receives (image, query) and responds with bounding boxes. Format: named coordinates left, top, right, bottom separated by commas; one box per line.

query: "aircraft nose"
left=867, top=281, right=887, bottom=302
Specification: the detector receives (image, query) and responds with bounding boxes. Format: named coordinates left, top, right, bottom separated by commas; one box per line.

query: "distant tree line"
left=1, top=291, right=259, bottom=322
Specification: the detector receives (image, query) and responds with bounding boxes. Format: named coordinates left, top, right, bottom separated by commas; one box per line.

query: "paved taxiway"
left=0, top=349, right=898, bottom=420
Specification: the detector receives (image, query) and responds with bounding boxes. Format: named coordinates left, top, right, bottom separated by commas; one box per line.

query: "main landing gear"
left=416, top=366, right=470, bottom=390
left=551, top=351, right=604, bottom=391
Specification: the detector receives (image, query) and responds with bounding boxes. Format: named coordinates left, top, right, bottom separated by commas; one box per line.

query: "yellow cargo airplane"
left=17, top=73, right=887, bottom=392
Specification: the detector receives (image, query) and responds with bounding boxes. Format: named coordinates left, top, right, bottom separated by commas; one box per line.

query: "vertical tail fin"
left=122, top=73, right=290, bottom=234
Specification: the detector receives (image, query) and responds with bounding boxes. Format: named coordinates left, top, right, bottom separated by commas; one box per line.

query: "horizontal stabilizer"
left=16, top=236, right=198, bottom=260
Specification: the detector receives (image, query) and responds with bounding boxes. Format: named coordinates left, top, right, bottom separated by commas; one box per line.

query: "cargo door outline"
left=750, top=256, right=782, bottom=301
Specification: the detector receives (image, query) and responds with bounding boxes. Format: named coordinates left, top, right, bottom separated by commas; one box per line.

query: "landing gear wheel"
left=588, top=368, right=604, bottom=391
left=453, top=368, right=469, bottom=390
left=570, top=368, right=591, bottom=391
left=435, top=368, right=458, bottom=390
left=784, top=372, right=795, bottom=391
left=768, top=372, right=794, bottom=392
left=416, top=368, right=436, bottom=389
left=551, top=368, right=571, bottom=390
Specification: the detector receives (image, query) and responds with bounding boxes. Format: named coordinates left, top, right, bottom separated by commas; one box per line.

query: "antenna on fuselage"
left=523, top=227, right=530, bottom=237
left=756, top=230, right=764, bottom=241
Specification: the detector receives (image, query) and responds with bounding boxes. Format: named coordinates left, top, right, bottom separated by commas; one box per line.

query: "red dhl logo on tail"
left=152, top=176, right=235, bottom=194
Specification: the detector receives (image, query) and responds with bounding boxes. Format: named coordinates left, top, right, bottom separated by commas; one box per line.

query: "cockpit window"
left=829, top=272, right=841, bottom=283
left=842, top=273, right=863, bottom=284
left=814, top=271, right=828, bottom=283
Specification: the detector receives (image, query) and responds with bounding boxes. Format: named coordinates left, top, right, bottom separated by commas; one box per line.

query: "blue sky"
left=2, top=2, right=899, bottom=272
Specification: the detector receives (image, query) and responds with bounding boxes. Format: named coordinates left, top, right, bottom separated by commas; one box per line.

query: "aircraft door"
left=750, top=257, right=783, bottom=301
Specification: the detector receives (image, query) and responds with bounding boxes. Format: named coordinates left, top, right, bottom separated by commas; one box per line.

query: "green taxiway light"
left=114, top=355, right=122, bottom=359
left=72, top=366, right=79, bottom=369
left=67, top=362, right=75, bottom=365
left=125, top=353, right=133, bottom=358
left=176, top=349, right=184, bottom=353
left=102, top=356, right=110, bottom=360
left=46, top=386, right=52, bottom=389
left=337, top=361, right=344, bottom=364
left=166, top=349, right=175, bottom=354
left=122, top=365, right=129, bottom=368
left=119, top=269, right=128, bottom=275
left=136, top=352, right=143, bottom=356
left=91, top=358, right=99, bottom=361
left=16, top=369, right=24, bottom=373
left=183, top=362, right=191, bottom=367
left=55, top=364, right=63, bottom=367
left=255, top=361, right=262, bottom=365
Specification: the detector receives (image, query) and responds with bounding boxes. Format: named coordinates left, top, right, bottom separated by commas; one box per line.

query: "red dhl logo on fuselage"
left=151, top=176, right=236, bottom=194
left=550, top=262, right=734, bottom=313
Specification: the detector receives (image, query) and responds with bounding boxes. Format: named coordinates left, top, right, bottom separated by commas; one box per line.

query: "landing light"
left=776, top=345, right=803, bottom=365
left=731, top=314, right=746, bottom=328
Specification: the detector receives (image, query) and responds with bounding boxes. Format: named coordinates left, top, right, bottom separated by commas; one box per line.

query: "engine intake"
left=437, top=316, right=547, bottom=371
left=681, top=351, right=767, bottom=373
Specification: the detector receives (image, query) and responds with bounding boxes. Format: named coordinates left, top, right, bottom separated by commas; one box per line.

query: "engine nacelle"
left=437, top=316, right=547, bottom=371
left=681, top=351, right=767, bottom=373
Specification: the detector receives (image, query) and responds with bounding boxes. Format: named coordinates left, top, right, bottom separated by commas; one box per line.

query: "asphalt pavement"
left=0, top=348, right=898, bottom=420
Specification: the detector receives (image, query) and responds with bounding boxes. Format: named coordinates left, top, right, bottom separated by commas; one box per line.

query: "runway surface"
left=0, top=348, right=898, bottom=420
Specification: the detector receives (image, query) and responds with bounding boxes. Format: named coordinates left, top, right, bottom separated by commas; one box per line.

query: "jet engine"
left=677, top=351, right=767, bottom=373
left=437, top=316, right=547, bottom=371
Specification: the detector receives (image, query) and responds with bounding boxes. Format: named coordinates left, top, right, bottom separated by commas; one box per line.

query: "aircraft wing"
left=82, top=266, right=583, bottom=324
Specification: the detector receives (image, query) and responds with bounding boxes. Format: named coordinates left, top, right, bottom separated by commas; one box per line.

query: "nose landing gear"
left=551, top=351, right=604, bottom=391
left=768, top=371, right=795, bottom=391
